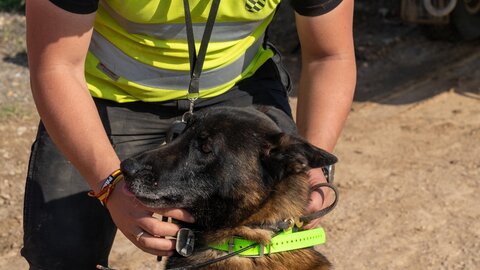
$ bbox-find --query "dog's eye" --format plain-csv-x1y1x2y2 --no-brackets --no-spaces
198,131,213,154
199,131,209,139
201,142,212,154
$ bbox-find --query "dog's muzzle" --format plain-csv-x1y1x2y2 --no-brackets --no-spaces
121,158,143,179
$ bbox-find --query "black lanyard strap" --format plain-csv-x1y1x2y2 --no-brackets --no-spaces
182,0,221,100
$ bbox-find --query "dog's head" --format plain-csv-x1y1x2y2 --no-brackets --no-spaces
121,106,337,230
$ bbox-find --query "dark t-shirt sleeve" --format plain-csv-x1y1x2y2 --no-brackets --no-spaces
49,0,99,14
290,0,343,16
50,0,341,17
48,0,341,16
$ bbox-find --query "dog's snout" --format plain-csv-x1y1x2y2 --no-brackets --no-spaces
121,158,143,178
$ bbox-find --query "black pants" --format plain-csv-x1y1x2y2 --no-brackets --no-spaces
21,58,292,269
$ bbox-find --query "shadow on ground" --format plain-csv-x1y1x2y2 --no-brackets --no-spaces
3,51,28,67
268,1,480,105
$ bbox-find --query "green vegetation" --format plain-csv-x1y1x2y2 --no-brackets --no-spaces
0,0,25,12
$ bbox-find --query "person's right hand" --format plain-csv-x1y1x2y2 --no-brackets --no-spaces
106,180,195,257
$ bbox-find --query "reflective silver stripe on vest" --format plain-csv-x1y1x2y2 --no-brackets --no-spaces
100,0,264,41
89,31,263,90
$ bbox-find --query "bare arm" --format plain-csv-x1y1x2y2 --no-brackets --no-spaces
295,0,356,152
295,0,356,227
26,0,119,190
26,0,192,256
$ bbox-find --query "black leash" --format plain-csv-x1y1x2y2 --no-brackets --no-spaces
166,0,221,143
299,164,338,223
97,240,264,270
167,241,262,270
182,0,221,110
299,182,339,224
97,238,266,270
97,241,264,270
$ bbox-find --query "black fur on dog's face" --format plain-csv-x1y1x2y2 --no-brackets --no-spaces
121,106,337,230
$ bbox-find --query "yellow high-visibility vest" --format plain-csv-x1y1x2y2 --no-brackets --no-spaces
86,0,281,103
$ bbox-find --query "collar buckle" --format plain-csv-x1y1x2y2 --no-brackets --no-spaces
277,218,295,231
175,228,196,257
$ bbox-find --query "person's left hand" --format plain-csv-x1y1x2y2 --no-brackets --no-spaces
303,167,334,229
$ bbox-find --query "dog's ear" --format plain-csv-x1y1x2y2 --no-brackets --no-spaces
261,133,337,178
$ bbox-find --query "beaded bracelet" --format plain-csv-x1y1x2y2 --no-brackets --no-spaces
88,169,123,206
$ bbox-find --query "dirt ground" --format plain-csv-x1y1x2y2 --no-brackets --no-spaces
1,3,479,270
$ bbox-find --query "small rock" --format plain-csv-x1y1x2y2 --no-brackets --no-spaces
3,151,10,159
451,109,462,114
17,126,27,136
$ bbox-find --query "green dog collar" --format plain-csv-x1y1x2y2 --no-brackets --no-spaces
208,227,326,257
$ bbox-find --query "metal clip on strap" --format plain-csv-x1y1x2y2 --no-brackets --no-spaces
165,0,220,145
182,0,221,113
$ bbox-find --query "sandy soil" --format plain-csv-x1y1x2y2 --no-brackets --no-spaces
0,3,479,270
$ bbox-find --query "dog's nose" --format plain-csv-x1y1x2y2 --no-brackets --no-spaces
121,158,142,178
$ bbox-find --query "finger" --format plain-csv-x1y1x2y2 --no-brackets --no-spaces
306,190,325,213
307,168,327,185
119,228,175,257
154,208,195,223
135,231,176,252
137,216,181,237
134,242,175,257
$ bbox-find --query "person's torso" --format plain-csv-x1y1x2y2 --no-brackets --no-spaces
86,0,281,103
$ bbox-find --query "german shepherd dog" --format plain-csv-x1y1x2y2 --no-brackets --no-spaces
120,106,337,270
